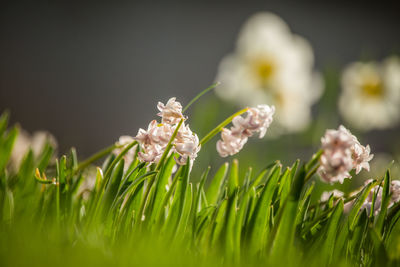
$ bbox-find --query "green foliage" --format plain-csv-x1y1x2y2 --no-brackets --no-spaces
0,112,400,267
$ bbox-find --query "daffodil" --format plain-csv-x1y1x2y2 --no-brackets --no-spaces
339,56,400,131
10,130,57,170
215,12,323,134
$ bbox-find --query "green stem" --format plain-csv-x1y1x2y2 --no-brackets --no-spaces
104,141,137,178
88,141,137,227
199,108,249,145
305,149,323,172
182,82,220,113
75,144,117,173
55,174,60,225
304,164,319,183
155,119,184,171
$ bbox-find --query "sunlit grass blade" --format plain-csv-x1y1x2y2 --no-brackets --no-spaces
206,162,229,205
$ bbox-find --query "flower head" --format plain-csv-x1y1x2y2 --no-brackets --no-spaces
134,120,173,163
232,105,275,138
174,123,201,165
215,12,323,134
358,179,400,216
320,189,344,202
318,125,373,184
339,56,400,131
216,128,248,158
157,97,184,125
134,98,200,166
216,105,274,157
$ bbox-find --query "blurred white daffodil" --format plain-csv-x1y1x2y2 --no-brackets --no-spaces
339,56,400,131
215,12,323,134
11,129,57,170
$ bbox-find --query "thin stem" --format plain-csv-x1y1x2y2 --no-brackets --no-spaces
182,82,220,113
155,119,184,171
104,141,137,178
304,164,319,183
75,144,117,173
55,169,60,225
199,108,249,145
305,149,323,172
88,141,137,227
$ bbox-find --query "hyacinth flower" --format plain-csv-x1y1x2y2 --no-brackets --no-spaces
108,82,276,170
316,125,374,184
216,105,275,157
123,99,276,166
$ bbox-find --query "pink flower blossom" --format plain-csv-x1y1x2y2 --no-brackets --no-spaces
157,97,184,125
318,125,373,184
216,104,275,157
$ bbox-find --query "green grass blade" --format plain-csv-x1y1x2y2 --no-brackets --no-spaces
206,162,229,205
246,164,281,255
375,170,391,234
0,126,18,173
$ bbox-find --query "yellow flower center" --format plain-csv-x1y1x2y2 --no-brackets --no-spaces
361,80,384,98
253,59,275,85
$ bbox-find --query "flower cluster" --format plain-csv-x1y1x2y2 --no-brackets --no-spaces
217,105,275,157
215,12,323,134
120,97,200,165
356,179,400,216
318,125,373,184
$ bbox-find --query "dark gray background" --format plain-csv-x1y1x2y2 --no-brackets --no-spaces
1,0,399,157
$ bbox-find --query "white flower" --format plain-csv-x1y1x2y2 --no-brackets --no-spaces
318,125,373,184
135,120,174,163
216,105,274,157
216,128,248,158
215,12,323,134
352,142,373,174
359,179,400,216
10,129,57,170
77,167,98,201
232,105,275,138
174,123,201,165
339,56,400,131
134,98,201,165
157,97,184,125
114,135,137,168
335,126,374,174
320,189,344,202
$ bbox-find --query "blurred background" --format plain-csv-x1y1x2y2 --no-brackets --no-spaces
1,0,400,187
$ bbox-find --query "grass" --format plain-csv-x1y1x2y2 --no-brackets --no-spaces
0,97,400,267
